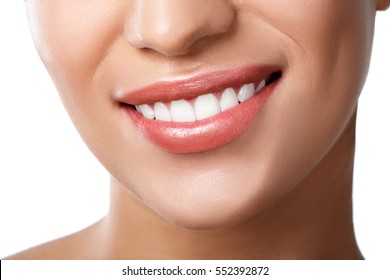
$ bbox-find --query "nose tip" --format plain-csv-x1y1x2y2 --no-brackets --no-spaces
126,0,235,56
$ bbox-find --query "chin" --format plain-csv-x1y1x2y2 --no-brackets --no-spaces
158,200,259,231
141,174,272,231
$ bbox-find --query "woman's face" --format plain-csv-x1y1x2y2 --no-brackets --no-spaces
27,0,378,229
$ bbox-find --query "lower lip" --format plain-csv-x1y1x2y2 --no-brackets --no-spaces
123,80,279,154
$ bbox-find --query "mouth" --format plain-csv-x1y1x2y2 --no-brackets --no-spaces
118,65,282,153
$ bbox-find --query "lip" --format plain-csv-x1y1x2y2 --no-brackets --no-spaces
118,65,281,153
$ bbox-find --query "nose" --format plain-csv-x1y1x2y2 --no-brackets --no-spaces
126,0,235,56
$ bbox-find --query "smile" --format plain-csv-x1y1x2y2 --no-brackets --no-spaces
118,65,281,153
135,79,268,122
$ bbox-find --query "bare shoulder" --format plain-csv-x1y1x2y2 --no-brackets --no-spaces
5,233,83,260
4,220,103,260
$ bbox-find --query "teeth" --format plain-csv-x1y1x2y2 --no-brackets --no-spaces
220,87,239,112
138,104,155,119
134,79,268,122
237,83,255,103
154,102,171,121
256,80,266,92
194,93,221,120
170,100,196,122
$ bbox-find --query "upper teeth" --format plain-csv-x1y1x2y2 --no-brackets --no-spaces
136,80,266,122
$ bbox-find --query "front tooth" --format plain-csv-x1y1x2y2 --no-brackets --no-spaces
170,100,196,122
220,88,239,112
255,80,266,92
238,83,255,103
139,104,155,119
154,102,171,121
194,93,221,120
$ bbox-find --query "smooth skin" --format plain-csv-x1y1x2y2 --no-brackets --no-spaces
7,0,390,259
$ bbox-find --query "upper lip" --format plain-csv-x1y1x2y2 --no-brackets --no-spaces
116,65,281,106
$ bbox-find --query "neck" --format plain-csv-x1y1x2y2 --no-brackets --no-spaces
93,112,361,259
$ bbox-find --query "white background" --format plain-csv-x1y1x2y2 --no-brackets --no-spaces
0,1,389,259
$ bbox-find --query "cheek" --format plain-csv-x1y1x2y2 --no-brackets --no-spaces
261,0,376,126
239,0,376,193
260,0,375,72
27,0,133,152
288,0,375,127
27,1,126,101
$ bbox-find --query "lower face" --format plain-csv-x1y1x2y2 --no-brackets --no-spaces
27,0,375,229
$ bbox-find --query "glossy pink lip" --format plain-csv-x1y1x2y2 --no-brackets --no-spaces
118,66,281,153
